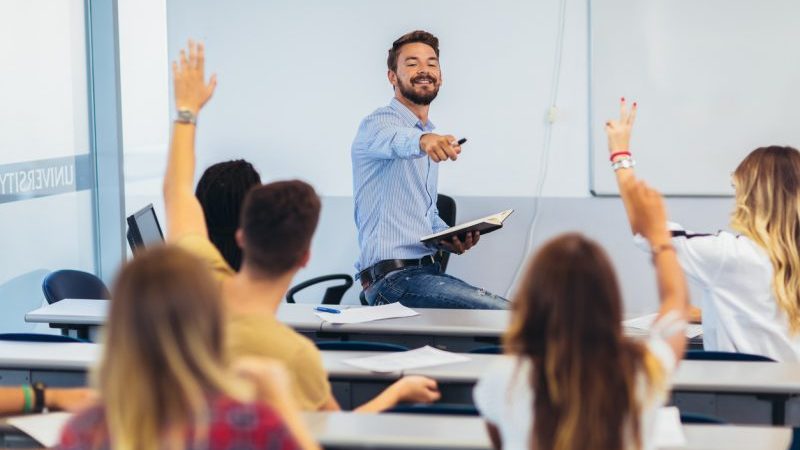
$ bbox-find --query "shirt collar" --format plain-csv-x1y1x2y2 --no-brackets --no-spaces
389,97,435,131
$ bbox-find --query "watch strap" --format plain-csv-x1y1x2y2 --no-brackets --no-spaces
32,382,46,413
175,109,197,125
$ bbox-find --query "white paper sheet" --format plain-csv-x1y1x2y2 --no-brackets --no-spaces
343,345,470,373
314,302,419,324
624,313,703,339
653,406,688,447
7,411,72,447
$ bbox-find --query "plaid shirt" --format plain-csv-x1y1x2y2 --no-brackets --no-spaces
58,395,299,450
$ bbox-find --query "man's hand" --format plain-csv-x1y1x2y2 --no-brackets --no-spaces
173,40,217,115
438,231,480,255
420,133,462,162
605,97,637,156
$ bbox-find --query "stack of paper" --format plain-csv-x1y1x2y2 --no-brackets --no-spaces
314,302,419,324
7,412,72,447
624,313,703,339
343,346,470,373
653,406,688,447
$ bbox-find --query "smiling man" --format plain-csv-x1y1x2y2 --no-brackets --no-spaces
351,30,508,310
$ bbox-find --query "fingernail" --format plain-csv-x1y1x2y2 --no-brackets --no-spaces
633,102,637,107
621,97,625,102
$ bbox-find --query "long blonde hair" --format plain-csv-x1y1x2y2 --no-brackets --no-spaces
505,234,664,450
731,146,800,333
97,246,247,450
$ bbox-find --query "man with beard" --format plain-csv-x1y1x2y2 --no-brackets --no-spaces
351,30,508,309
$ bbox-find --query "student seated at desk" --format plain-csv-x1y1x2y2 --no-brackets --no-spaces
162,41,440,413
0,386,92,414
196,159,261,271
58,246,317,450
474,182,689,450
607,99,800,362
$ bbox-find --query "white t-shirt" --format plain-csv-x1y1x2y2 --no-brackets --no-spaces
639,223,800,362
473,318,680,450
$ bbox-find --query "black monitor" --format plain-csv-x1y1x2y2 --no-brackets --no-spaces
126,204,164,254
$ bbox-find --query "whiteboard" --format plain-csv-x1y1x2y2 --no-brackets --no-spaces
590,0,800,196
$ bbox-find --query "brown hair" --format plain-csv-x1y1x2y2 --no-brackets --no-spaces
99,246,247,450
387,30,439,73
505,233,650,450
240,179,321,277
731,146,800,333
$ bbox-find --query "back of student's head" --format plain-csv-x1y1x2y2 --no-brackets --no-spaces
99,246,236,450
732,145,800,333
196,160,262,271
505,233,649,450
240,179,321,278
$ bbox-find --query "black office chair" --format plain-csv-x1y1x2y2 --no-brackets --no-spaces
287,194,457,306
679,412,726,424
683,350,775,362
315,341,408,352
469,345,504,355
41,270,110,305
0,333,85,343
387,404,479,416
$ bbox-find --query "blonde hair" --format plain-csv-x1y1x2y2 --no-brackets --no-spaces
731,146,800,334
96,246,248,450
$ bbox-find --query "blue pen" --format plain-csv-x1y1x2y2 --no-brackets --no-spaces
315,306,341,314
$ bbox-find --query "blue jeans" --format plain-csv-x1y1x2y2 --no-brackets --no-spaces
364,263,509,310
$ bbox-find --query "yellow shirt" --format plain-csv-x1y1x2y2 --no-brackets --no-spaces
175,233,331,411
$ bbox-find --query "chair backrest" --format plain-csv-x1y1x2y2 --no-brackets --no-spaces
315,341,408,352
436,194,457,273
42,270,111,305
286,274,353,305
387,403,479,416
0,333,85,343
679,412,726,424
684,350,775,362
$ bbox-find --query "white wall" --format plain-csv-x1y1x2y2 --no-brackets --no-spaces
119,0,737,314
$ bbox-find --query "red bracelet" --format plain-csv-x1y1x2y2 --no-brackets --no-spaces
610,151,631,161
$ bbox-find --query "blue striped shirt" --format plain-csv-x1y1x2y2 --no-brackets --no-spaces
352,98,449,272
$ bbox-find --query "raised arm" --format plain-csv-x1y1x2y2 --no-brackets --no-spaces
163,40,217,241
605,98,640,234
619,168,690,358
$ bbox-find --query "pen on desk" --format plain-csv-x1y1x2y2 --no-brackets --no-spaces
457,137,467,145
315,306,341,314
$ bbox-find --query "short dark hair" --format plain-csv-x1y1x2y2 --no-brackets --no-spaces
240,180,321,277
195,160,261,271
387,30,439,73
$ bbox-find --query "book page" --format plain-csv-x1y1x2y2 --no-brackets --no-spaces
7,412,72,447
624,313,703,339
314,302,419,324
343,346,470,373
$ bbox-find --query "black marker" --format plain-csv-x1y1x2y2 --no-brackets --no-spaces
457,137,467,145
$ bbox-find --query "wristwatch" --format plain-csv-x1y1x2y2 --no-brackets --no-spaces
611,157,636,171
32,382,46,413
175,109,197,125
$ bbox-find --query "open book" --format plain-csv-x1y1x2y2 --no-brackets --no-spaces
421,209,514,247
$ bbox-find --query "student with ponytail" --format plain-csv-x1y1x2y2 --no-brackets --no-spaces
474,179,690,449
607,99,800,362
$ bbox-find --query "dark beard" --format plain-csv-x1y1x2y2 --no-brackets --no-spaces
398,77,439,106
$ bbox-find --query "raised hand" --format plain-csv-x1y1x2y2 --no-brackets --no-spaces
172,40,217,115
605,97,637,157
420,133,462,162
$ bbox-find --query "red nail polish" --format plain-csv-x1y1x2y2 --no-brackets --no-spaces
621,97,625,102
633,102,637,107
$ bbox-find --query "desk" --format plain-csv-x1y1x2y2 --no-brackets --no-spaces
25,300,508,351
0,412,792,450
0,342,97,387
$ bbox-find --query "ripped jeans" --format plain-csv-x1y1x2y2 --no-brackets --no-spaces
363,263,510,310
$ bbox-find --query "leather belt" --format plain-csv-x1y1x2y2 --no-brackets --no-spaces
359,254,439,290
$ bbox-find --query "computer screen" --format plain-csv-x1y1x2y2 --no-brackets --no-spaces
126,204,164,254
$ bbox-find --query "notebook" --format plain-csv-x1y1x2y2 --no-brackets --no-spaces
421,209,514,247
